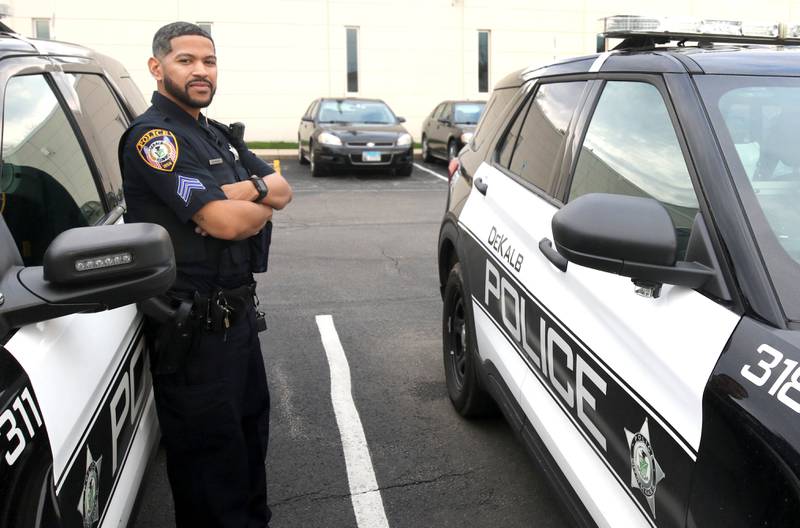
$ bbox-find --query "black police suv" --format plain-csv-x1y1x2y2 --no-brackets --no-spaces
297,97,414,177
0,24,175,528
437,15,800,528
420,100,485,163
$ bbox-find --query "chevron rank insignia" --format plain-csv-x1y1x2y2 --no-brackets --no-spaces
136,129,179,172
176,175,206,205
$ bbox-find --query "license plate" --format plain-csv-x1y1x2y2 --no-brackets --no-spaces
363,151,381,162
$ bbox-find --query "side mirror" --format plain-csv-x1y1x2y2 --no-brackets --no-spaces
437,117,449,125
301,116,314,122
396,116,406,123
548,194,715,296
0,223,175,332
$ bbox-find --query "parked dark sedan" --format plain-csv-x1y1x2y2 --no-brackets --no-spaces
420,100,485,163
297,97,414,177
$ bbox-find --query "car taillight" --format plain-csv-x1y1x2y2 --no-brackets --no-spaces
447,158,459,181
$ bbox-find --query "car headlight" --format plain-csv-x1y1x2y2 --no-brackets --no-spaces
460,132,474,145
318,132,342,146
396,133,412,147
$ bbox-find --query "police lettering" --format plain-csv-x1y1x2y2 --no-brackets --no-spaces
484,260,608,450
487,226,524,272
110,340,148,474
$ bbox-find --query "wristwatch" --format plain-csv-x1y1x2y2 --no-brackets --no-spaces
248,175,269,202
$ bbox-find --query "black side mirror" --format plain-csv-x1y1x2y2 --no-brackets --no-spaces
301,116,313,122
396,116,406,123
548,194,715,296
0,223,175,330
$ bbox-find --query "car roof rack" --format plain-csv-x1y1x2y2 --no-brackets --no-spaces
596,15,800,52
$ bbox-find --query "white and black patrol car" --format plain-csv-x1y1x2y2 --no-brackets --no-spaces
0,25,174,527
438,16,800,528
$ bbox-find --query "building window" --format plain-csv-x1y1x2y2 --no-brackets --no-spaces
197,22,212,37
33,18,51,40
346,27,359,93
478,30,490,93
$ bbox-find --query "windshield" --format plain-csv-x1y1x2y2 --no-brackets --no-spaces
696,75,800,321
318,100,396,124
453,102,485,124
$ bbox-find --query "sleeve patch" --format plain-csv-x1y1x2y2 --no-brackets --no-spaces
176,174,206,205
136,129,179,172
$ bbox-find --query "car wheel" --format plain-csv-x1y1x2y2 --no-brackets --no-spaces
395,165,413,177
310,141,325,177
447,139,458,162
422,135,433,163
443,262,494,417
298,136,309,165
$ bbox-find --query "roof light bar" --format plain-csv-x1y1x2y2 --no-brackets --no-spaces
599,15,800,48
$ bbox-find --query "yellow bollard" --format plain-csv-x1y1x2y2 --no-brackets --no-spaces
273,159,281,173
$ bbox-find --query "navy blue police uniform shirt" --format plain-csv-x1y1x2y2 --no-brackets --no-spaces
122,92,274,292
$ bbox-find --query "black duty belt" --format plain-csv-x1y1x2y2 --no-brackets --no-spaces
189,283,257,333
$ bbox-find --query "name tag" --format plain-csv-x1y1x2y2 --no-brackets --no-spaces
209,158,224,166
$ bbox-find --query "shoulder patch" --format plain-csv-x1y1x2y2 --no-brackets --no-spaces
136,129,179,172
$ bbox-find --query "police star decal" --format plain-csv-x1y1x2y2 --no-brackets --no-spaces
77,446,102,528
624,418,665,518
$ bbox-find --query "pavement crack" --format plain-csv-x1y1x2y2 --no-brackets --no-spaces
381,248,401,271
377,470,476,492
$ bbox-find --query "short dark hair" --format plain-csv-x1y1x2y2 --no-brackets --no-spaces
152,21,213,58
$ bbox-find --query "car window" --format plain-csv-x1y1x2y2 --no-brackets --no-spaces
318,99,395,124
505,81,586,193
472,87,516,150
65,73,129,207
432,103,445,119
453,102,485,124
0,74,103,266
569,81,699,258
441,103,453,121
303,100,315,119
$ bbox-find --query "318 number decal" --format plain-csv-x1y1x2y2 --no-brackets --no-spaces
0,387,43,466
741,344,800,414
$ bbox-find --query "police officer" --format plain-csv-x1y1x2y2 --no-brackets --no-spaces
119,22,292,527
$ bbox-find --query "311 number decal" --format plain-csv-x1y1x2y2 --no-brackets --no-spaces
741,344,800,414
0,387,43,466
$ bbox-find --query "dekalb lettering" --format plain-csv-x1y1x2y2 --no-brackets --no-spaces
487,226,524,272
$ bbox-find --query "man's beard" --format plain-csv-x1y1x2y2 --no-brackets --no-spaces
163,75,215,109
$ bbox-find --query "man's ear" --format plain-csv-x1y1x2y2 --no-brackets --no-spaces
148,57,163,81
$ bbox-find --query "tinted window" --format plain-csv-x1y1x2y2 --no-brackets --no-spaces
303,101,315,119
346,27,359,93
569,81,698,256
0,75,102,265
506,81,585,192
478,31,490,93
472,87,515,150
66,73,129,207
433,103,447,119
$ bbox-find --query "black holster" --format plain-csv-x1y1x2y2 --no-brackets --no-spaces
140,296,195,375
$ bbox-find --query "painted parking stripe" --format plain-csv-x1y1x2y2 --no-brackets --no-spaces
315,315,390,528
413,162,448,182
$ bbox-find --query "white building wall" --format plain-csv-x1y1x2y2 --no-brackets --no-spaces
6,0,799,141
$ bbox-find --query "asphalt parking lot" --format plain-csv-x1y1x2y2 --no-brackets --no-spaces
132,158,570,528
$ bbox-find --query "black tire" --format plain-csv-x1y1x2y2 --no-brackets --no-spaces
298,136,309,165
422,135,434,163
396,165,413,177
447,139,459,162
309,141,325,177
443,262,494,417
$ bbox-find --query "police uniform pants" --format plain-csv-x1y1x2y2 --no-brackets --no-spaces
152,307,271,528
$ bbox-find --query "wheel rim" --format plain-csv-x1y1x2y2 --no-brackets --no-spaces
448,142,457,161
447,294,468,390
310,145,315,172
422,138,429,159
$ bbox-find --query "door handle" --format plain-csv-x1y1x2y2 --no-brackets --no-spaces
474,177,488,195
538,238,568,272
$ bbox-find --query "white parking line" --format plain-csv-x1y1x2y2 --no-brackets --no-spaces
315,315,390,528
413,162,448,182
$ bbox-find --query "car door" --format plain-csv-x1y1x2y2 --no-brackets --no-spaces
299,99,317,154
422,103,443,150
0,58,156,528
433,102,452,156
459,76,742,527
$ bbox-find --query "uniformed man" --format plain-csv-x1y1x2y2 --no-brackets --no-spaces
119,22,292,527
